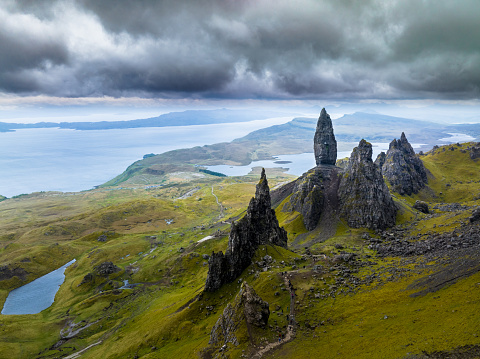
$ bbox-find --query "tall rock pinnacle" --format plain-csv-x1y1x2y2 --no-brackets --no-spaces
314,108,337,166
338,139,397,230
205,169,288,292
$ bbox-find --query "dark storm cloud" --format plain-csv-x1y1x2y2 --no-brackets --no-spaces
0,0,479,99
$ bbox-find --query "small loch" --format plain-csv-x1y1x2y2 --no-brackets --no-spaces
1,259,76,315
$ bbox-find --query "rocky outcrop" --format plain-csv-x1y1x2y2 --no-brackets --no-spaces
469,144,480,160
208,283,269,348
470,207,480,223
382,132,428,195
314,108,337,166
281,166,340,231
94,262,120,276
205,169,287,292
338,139,397,230
0,265,28,281
413,200,429,214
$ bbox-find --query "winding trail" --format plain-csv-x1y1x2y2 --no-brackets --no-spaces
253,273,296,358
211,185,224,219
63,341,102,359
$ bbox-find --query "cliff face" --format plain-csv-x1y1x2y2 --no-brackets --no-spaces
338,139,397,230
205,169,287,292
314,108,337,166
382,132,428,195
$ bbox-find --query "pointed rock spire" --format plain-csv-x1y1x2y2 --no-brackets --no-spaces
338,139,397,230
314,108,337,166
205,169,287,292
382,132,428,195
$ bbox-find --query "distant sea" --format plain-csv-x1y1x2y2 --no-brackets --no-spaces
0,117,293,198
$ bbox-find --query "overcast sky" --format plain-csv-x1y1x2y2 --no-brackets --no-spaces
0,0,479,107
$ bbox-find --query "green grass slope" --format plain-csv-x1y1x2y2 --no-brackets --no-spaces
0,143,480,358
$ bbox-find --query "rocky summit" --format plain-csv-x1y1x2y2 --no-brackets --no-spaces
338,139,397,230
382,132,428,195
314,108,337,166
204,169,287,292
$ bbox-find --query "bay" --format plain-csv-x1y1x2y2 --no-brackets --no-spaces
0,117,292,198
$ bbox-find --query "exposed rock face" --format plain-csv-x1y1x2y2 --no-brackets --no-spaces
470,145,480,160
205,169,287,292
209,283,269,348
281,166,340,231
338,139,397,230
94,262,120,276
413,200,429,214
314,108,337,166
375,152,386,170
382,132,428,195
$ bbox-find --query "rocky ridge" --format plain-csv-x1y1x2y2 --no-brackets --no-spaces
205,169,288,292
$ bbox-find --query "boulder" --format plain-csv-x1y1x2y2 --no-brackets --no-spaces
469,207,480,223
470,145,480,160
413,200,429,214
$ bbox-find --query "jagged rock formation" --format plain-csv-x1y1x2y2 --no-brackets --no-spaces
281,166,340,231
205,169,287,292
375,152,386,170
314,108,337,166
382,132,428,195
207,283,269,350
338,139,397,230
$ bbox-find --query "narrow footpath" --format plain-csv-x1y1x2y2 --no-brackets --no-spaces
254,273,296,358
211,185,224,219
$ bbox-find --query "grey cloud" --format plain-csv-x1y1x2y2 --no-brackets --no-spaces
0,0,479,100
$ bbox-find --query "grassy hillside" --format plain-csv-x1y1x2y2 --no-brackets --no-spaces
1,143,480,358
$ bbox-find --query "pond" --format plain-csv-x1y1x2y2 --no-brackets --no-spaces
1,259,76,315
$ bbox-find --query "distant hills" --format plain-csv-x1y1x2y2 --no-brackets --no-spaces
0,108,285,132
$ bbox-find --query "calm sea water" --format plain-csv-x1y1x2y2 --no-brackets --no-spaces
0,121,470,198
1,259,76,315
0,117,292,198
